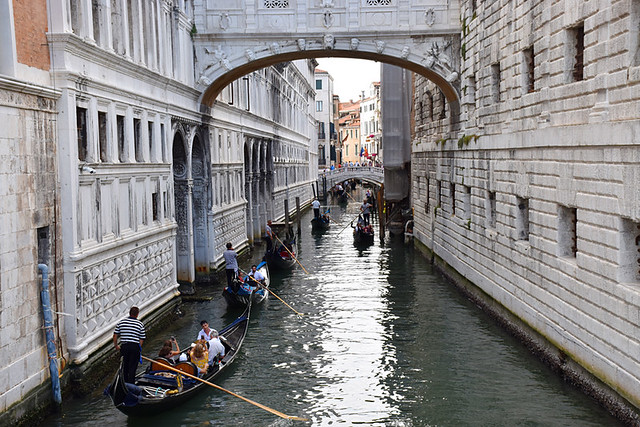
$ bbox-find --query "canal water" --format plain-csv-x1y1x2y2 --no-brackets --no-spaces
43,190,623,426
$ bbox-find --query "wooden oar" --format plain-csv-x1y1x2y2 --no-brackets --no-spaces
140,355,308,421
241,270,304,316
337,216,358,236
273,234,309,274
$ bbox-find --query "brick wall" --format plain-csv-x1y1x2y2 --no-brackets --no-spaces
13,0,50,70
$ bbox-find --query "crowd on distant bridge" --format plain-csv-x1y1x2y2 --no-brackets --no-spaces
322,160,382,174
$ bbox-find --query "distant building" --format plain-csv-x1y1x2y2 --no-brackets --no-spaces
338,100,361,165
360,82,382,165
314,69,337,167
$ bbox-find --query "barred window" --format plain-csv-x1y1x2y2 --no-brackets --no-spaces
366,0,392,4
264,0,289,7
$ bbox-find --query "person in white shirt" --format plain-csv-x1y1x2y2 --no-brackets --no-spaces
248,264,266,285
312,199,321,218
196,320,215,341
208,329,226,366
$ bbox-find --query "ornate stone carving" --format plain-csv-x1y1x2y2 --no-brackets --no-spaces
375,40,386,53
74,238,175,340
401,46,410,59
220,13,230,30
425,8,436,26
323,11,335,28
422,41,453,71
321,0,334,6
269,42,281,55
245,49,256,61
297,38,307,51
350,38,360,50
323,34,335,49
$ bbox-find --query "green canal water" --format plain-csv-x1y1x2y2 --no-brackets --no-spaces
43,194,623,426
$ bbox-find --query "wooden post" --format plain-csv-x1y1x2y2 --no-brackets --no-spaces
377,185,385,241
284,199,291,237
295,196,301,234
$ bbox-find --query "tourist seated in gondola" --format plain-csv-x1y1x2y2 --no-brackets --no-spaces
189,341,209,376
247,264,266,285
197,320,216,342
157,337,181,362
207,329,226,367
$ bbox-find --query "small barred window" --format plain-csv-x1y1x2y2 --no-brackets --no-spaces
366,0,392,5
264,0,289,7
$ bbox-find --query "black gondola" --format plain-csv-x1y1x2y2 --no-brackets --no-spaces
222,261,270,307
311,215,331,231
106,301,251,416
353,223,375,246
337,192,348,204
264,237,297,270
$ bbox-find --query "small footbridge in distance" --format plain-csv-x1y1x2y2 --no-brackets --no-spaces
317,166,384,198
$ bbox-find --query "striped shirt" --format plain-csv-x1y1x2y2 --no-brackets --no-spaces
114,317,146,344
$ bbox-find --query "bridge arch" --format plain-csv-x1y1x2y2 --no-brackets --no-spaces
198,46,460,108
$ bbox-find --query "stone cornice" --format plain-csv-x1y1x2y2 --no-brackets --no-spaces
0,75,60,99
47,32,200,101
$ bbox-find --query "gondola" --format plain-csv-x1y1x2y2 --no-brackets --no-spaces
106,301,251,416
310,215,331,231
264,237,297,270
337,192,348,204
222,261,270,307
353,223,375,246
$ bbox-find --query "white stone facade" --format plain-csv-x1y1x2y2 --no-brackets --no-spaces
1,0,316,419
412,0,640,413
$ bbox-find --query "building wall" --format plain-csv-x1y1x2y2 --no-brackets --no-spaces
412,0,640,411
0,78,59,414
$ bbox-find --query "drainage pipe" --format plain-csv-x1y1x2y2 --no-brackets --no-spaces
38,264,62,404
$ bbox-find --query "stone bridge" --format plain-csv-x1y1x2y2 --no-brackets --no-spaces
192,1,462,107
318,166,384,194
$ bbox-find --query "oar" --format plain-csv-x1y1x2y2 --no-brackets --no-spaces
337,216,358,236
240,269,304,316
140,355,308,421
273,234,309,274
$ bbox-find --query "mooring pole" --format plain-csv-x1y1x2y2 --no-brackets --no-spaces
284,199,291,237
295,197,301,234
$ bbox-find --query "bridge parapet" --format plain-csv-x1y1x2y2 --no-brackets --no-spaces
318,166,384,192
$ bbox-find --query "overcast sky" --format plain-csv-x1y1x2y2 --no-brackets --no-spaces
315,58,381,102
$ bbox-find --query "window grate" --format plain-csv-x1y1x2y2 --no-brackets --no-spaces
264,0,289,8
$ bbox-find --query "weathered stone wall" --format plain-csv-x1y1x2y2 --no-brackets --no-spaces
412,0,640,414
0,78,59,415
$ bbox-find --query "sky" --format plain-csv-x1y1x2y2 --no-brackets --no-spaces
315,58,381,102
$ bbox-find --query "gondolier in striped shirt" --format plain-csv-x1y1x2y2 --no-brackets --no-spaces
113,306,146,383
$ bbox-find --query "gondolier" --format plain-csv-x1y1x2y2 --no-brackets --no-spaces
312,199,321,218
113,306,146,383
223,242,239,291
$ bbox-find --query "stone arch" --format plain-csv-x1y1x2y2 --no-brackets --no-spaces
198,46,460,111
